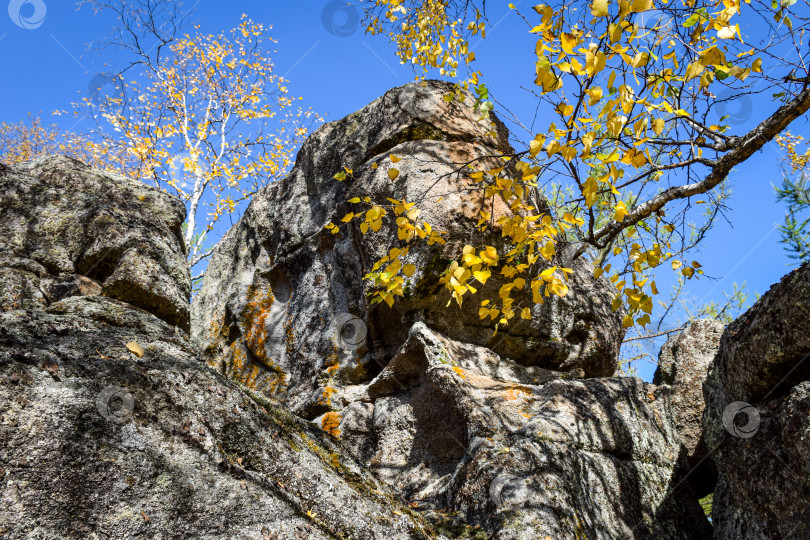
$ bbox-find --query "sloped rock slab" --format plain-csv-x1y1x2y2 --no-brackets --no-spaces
0,297,439,539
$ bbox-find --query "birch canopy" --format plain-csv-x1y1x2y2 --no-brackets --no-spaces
79,3,321,275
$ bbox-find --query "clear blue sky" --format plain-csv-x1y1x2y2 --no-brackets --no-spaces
1,1,805,380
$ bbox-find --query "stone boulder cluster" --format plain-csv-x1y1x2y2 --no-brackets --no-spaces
1,81,808,539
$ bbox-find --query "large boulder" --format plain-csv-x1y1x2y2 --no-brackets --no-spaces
192,80,624,420
0,157,439,539
189,81,716,539
0,156,190,330
338,323,711,539
654,319,724,496
703,262,810,539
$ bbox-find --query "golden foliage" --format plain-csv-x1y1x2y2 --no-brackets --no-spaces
342,0,807,330
77,16,321,267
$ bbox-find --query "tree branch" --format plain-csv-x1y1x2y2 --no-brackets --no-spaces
591,83,810,248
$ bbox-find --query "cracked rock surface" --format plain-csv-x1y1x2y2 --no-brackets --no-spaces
0,157,440,539
193,81,710,539
703,261,810,539
192,80,625,421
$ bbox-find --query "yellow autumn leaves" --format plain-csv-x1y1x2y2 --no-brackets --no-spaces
365,0,484,86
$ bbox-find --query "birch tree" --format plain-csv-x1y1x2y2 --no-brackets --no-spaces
81,1,320,276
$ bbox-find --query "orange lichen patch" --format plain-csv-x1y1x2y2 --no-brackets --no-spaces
209,313,229,342
452,366,467,379
504,386,531,401
260,370,288,396
284,314,298,357
226,339,288,397
321,411,341,438
319,385,337,407
243,283,275,362
221,282,291,398
316,347,343,408
324,354,340,376
229,341,249,375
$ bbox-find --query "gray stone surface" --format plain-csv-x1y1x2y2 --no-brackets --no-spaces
704,262,810,539
0,156,190,330
340,323,711,539
0,157,439,539
192,80,625,421
189,81,720,539
654,319,724,496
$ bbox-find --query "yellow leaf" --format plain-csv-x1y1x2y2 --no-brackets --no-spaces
480,246,499,265
684,61,704,82
584,177,598,207
613,201,629,222
388,168,400,181
126,341,145,358
473,269,491,284
631,0,653,12
560,32,580,55
390,154,401,163
622,314,634,328
521,307,532,320
671,259,683,270
591,0,609,17
530,138,544,157
563,212,584,226
630,52,649,68
403,264,417,277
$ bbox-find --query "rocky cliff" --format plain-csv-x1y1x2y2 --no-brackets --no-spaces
0,156,439,539
4,81,805,540
191,81,625,422
703,261,810,539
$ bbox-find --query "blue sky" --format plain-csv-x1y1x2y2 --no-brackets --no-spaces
1,1,805,380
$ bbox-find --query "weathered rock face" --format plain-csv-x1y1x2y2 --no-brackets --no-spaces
654,319,723,496
0,157,439,539
192,80,624,421
190,81,718,539
703,262,810,539
0,156,190,331
339,323,711,539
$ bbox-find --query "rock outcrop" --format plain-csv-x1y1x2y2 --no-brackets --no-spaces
192,80,624,418
0,156,190,331
0,156,439,539
654,319,724,496
193,81,710,538
342,323,711,539
703,261,810,539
